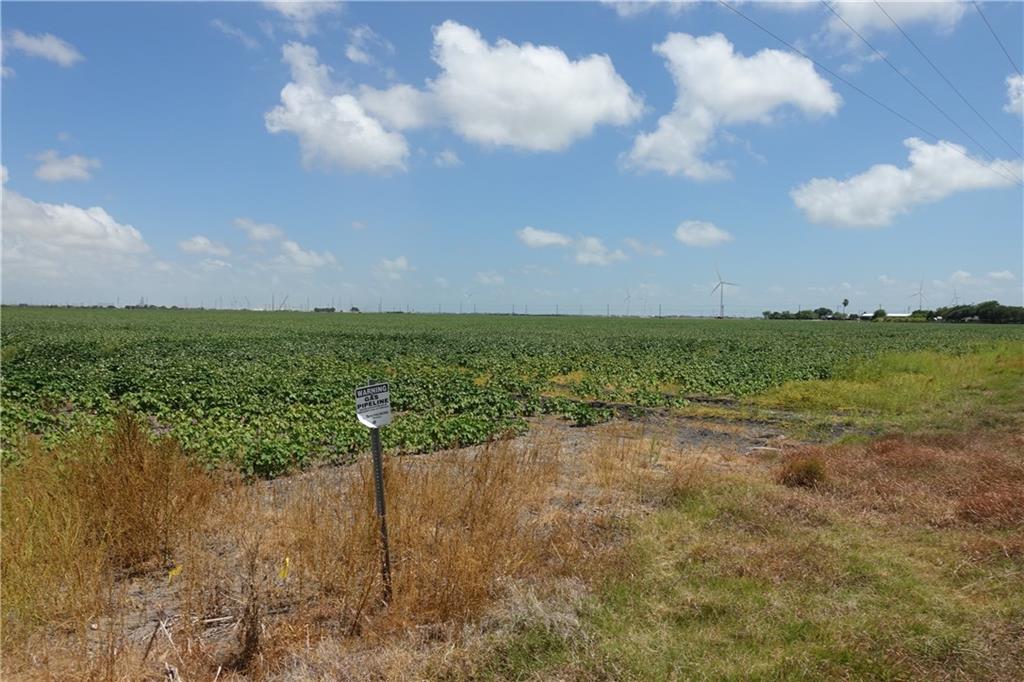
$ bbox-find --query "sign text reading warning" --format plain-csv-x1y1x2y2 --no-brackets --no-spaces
355,382,392,428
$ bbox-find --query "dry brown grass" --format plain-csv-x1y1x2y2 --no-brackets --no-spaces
72,413,217,570
275,433,568,637
1,413,215,659
809,433,1024,529
4,414,1022,680
776,451,827,488
2,421,688,680
587,422,712,508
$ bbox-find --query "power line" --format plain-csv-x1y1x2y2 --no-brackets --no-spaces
972,0,1022,77
715,0,1022,188
823,0,1021,168
873,0,1022,159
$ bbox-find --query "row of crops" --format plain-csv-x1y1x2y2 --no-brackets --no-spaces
3,307,1021,475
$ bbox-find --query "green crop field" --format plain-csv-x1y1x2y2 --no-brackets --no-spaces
3,307,1022,475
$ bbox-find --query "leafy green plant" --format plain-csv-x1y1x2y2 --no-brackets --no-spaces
2,307,1020,473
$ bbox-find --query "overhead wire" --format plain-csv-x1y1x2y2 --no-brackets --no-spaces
822,0,1019,171
714,0,1023,188
972,0,1022,77
872,0,1021,159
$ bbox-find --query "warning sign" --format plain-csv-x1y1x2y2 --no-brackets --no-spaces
355,382,392,428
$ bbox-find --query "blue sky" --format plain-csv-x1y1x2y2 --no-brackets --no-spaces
2,1,1022,315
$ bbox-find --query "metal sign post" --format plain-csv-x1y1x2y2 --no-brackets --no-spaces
355,381,393,605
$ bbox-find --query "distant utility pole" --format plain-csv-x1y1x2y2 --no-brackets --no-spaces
606,303,610,317
378,298,382,313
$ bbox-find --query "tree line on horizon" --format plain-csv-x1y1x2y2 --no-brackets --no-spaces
762,301,1024,324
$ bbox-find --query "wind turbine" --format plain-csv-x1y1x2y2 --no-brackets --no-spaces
910,280,927,311
624,289,632,316
712,267,737,319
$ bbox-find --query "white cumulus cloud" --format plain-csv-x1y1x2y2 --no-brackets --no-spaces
988,270,1015,281
234,217,284,241
345,25,393,65
950,270,974,284
269,21,642,173
265,42,409,174
264,1,341,38
1005,74,1023,117
357,21,642,153
674,220,733,247
358,83,436,130
4,30,83,67
516,226,626,265
434,149,462,168
377,255,414,280
791,138,1021,227
346,44,370,65
33,150,100,182
2,185,148,281
624,238,665,256
823,1,965,43
626,33,840,180
517,226,572,248
427,21,642,151
603,1,696,18
3,190,147,255
276,239,336,269
179,235,230,257
574,237,627,266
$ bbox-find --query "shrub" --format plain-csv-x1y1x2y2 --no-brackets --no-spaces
776,452,827,488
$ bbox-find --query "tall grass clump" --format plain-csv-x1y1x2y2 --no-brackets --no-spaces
279,434,566,635
776,450,827,488
1,413,215,653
